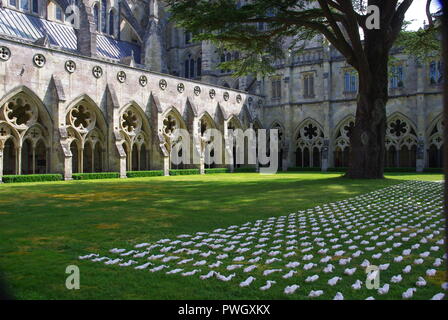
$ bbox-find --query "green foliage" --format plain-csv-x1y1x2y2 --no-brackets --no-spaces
287,167,322,172
396,26,441,62
234,167,257,173
127,171,165,178
1,174,63,183
205,168,230,174
169,169,200,176
72,173,120,180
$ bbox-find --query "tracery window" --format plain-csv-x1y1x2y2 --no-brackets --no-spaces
385,116,417,168
295,120,324,168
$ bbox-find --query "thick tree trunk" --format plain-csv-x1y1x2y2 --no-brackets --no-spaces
346,46,389,179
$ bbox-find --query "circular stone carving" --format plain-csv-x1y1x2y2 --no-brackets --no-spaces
194,86,201,96
92,66,103,78
209,89,216,99
33,54,46,68
120,108,142,135
159,79,167,90
3,95,38,129
68,104,96,133
139,75,148,87
223,92,229,101
236,94,242,103
177,83,185,93
0,46,11,61
117,71,126,83
65,60,76,73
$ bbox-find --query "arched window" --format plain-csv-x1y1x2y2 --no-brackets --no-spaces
295,120,325,168
109,10,115,36
101,1,107,33
93,3,100,31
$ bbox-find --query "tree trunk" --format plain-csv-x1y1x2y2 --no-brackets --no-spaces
346,45,389,179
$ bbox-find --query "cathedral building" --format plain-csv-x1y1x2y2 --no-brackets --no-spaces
0,0,443,181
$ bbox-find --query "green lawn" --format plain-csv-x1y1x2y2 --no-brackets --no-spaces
0,172,444,300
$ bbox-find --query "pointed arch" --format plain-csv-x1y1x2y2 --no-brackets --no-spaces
294,118,325,169
426,113,443,168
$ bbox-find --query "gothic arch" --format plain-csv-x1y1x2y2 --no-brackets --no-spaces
333,115,355,168
294,118,325,168
0,87,53,175
119,102,152,171
426,113,443,168
385,113,418,168
65,94,107,173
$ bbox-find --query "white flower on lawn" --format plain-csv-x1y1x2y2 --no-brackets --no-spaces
305,275,319,283
226,264,243,271
286,261,300,268
414,258,424,265
323,264,334,273
394,256,403,263
431,293,445,300
328,276,342,286
403,265,412,273
426,269,437,277
282,270,297,279
182,269,201,276
416,277,427,287
240,276,256,287
284,285,300,295
110,248,127,253
402,288,416,299
134,262,152,270
199,271,216,279
378,284,390,295
379,263,390,271
352,280,362,290
260,280,276,291
391,275,403,283
308,290,324,298
244,265,257,273
263,269,283,276
333,292,344,300
150,265,168,272
344,267,356,276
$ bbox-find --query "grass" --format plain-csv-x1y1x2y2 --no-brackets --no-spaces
0,172,444,300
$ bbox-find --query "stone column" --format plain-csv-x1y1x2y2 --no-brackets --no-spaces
223,120,234,172
0,145,3,183
416,60,426,172
16,146,21,175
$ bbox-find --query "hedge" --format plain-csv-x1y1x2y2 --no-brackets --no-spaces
233,167,257,173
72,172,120,180
1,174,63,183
169,169,200,176
127,170,164,178
205,168,230,174
287,167,322,172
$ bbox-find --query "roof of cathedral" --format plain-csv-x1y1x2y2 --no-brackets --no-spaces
0,7,141,63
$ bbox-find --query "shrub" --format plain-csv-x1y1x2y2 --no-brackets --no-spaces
287,167,322,172
234,167,257,173
72,172,120,180
169,169,200,176
127,170,164,178
205,168,230,174
1,174,63,183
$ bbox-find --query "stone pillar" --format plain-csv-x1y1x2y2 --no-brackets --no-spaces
64,156,72,180
163,156,170,176
321,139,330,172
142,0,167,73
223,120,233,172
75,0,97,57
201,41,217,85
415,61,427,172
0,146,3,183
119,156,127,178
16,146,21,175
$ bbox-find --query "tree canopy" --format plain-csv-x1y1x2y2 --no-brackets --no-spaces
167,0,440,76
